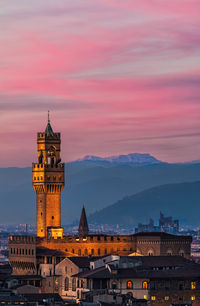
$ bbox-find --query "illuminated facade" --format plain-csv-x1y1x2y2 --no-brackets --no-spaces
9,119,192,276
32,115,64,238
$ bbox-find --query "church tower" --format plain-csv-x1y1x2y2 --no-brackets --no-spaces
78,206,89,236
32,114,65,238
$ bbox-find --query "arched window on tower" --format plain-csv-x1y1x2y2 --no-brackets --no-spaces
148,249,154,256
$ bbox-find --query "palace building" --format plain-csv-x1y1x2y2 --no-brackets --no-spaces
9,118,192,276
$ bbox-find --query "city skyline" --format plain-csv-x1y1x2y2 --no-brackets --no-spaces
1,0,200,166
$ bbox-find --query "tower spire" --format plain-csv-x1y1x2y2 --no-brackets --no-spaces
78,205,89,237
45,111,54,134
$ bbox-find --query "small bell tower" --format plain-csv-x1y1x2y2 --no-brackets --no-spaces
32,113,65,238
78,206,89,237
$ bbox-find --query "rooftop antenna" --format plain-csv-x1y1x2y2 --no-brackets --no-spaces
48,110,50,124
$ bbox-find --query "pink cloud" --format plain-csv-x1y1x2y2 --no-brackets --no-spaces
0,1,200,165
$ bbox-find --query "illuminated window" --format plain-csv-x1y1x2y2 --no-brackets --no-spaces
151,296,156,301
165,296,169,301
144,295,147,300
142,281,148,289
55,278,59,291
191,296,195,301
127,281,133,289
191,282,196,290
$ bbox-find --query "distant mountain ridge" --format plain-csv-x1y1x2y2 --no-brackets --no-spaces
88,181,200,227
1,157,200,225
76,153,164,165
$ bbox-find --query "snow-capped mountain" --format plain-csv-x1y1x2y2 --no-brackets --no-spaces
76,153,164,165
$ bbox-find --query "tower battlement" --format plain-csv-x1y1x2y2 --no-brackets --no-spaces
37,132,60,139
32,163,65,170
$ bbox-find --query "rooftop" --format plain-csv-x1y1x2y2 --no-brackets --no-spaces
73,255,200,280
69,256,101,268
36,247,66,257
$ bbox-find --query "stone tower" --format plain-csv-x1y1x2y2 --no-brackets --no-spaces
32,114,65,238
78,206,89,236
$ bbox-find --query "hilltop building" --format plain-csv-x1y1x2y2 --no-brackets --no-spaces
9,119,192,276
135,212,179,234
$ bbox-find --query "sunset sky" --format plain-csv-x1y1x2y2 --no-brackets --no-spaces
1,0,200,166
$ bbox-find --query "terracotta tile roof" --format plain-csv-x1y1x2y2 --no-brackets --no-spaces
72,256,200,280
23,293,63,302
69,256,100,268
122,255,192,268
36,247,66,257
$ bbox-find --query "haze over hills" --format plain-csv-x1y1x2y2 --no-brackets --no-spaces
0,153,200,225
88,181,200,227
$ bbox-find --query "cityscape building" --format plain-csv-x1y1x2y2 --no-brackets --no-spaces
8,119,192,280
136,212,179,234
